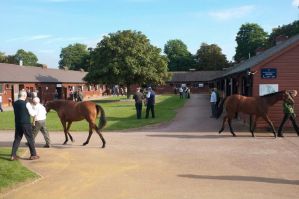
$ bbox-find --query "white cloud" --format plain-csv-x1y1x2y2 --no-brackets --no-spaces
27,35,53,41
6,34,53,42
208,5,255,21
292,0,299,7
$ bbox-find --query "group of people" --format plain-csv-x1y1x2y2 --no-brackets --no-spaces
10,90,50,161
133,87,156,119
178,86,191,99
210,87,299,137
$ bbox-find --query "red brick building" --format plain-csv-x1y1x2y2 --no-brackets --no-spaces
213,34,299,128
0,63,105,106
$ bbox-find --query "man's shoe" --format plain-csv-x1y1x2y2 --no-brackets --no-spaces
29,155,40,160
277,134,284,137
43,144,50,148
10,156,20,161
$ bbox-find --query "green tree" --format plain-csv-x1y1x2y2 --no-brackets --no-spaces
195,43,229,70
84,30,170,98
0,52,6,63
164,39,195,71
59,43,90,71
268,20,299,46
14,49,38,66
234,23,268,62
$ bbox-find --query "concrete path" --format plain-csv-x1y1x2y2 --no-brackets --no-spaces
1,94,299,199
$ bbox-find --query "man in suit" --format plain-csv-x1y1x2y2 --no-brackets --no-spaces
11,90,39,161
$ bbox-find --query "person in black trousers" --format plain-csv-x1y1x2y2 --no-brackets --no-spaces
277,90,299,137
11,90,39,161
133,87,144,119
145,87,155,119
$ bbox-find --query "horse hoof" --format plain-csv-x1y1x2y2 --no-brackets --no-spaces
82,142,87,146
218,130,223,134
232,134,236,137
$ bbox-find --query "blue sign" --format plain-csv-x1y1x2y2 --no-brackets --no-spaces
261,68,277,79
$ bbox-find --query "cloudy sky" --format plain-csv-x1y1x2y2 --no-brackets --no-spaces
1,0,299,68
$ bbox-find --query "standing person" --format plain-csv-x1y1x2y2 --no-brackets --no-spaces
179,87,183,99
210,88,217,118
277,90,299,137
32,97,51,147
11,90,39,161
145,87,156,119
133,88,144,119
0,94,3,112
77,89,84,102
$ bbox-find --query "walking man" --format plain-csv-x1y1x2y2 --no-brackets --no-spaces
145,87,156,119
277,90,299,137
133,87,144,119
32,97,51,147
11,90,39,161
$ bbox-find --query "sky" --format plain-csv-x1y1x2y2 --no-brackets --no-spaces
1,0,299,68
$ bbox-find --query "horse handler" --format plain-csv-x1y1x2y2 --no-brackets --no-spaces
32,97,51,148
278,90,299,137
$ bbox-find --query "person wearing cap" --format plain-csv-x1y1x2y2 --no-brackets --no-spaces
277,90,299,137
32,97,51,147
11,90,39,161
133,87,144,119
145,87,156,119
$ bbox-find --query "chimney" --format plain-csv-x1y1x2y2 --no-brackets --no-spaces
275,35,288,45
255,47,266,55
42,64,48,69
19,59,23,66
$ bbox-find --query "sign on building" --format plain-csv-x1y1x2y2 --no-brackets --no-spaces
259,84,278,96
261,68,277,79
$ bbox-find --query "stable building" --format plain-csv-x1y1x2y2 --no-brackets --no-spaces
0,63,105,106
213,34,299,129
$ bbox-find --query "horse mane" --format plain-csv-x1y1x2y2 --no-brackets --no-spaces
261,90,285,98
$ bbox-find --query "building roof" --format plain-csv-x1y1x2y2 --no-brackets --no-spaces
219,33,299,78
0,63,87,83
168,71,225,82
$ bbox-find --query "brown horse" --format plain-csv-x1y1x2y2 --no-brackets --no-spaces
218,90,294,137
45,100,107,148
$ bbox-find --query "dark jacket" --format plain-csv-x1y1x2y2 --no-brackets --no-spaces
133,92,144,103
146,91,155,105
13,100,31,125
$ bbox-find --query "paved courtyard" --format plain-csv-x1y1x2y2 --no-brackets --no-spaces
1,94,299,199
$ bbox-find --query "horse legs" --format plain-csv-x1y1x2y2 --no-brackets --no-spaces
262,115,277,138
228,118,236,137
219,116,228,134
61,121,68,145
85,122,106,148
250,115,257,137
83,125,93,146
66,122,74,142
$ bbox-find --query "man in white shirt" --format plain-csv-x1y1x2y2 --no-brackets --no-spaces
210,88,217,118
0,95,3,112
32,97,51,148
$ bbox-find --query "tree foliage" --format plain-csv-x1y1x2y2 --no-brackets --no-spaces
14,49,38,66
59,43,90,71
84,30,169,97
164,39,195,71
268,20,299,46
195,43,229,70
234,23,268,62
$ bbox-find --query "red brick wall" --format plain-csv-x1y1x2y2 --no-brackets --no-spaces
252,43,299,128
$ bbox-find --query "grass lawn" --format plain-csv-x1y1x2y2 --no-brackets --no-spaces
0,94,186,131
0,148,39,193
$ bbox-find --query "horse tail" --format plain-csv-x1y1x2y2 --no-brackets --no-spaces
96,104,107,130
216,97,227,119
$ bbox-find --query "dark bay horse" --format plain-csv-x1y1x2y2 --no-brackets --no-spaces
45,100,107,148
218,90,294,137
